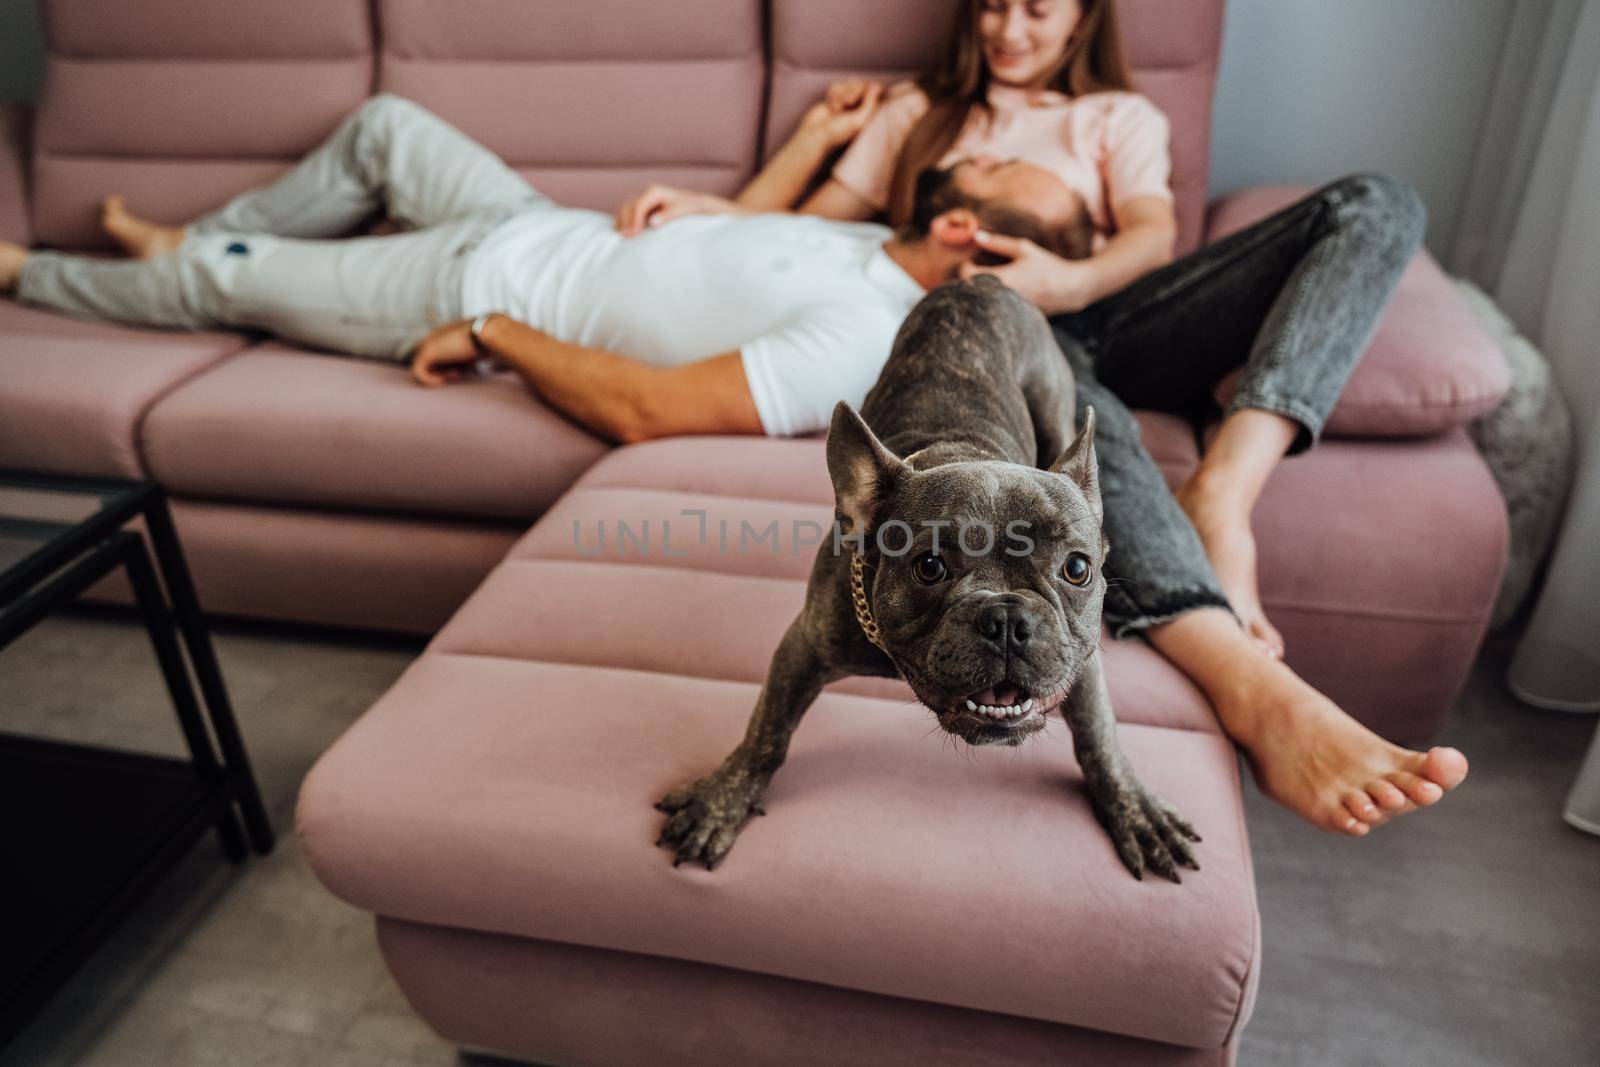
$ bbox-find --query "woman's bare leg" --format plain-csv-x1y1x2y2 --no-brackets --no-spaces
101,196,186,259
1175,409,1296,657
1149,607,1469,834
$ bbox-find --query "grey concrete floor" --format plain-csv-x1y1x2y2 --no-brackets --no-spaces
1,611,1597,1066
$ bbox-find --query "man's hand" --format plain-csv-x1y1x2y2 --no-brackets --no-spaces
615,185,740,237
798,78,885,150
959,231,1096,315
411,318,484,387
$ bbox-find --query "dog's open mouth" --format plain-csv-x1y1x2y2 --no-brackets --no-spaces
957,682,1043,726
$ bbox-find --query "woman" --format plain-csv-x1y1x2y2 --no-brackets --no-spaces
619,0,1468,838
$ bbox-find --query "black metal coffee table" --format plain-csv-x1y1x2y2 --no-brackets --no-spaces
0,471,274,1046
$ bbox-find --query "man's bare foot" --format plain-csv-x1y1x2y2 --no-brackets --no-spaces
0,240,27,292
1217,651,1469,834
1176,474,1286,658
101,196,186,259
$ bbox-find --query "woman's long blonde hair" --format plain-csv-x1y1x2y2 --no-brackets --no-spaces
884,0,1134,226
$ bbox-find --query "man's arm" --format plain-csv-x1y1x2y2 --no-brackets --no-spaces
412,315,764,443
612,82,884,235
735,80,884,215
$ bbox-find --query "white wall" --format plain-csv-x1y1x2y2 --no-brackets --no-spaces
0,0,1514,253
1210,0,1515,253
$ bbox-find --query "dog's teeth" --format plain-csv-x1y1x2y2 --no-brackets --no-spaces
1023,698,1034,712
967,700,977,711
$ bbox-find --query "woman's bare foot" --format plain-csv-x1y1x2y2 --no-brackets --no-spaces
0,240,27,292
1215,648,1469,834
101,196,186,259
1176,474,1286,658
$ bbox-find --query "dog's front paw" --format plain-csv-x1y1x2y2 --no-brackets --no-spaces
653,768,768,871
1093,785,1202,883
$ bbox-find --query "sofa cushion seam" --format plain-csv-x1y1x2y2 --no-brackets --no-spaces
128,345,251,479
1219,750,1259,1049
414,649,1226,736
495,555,812,589
563,482,833,508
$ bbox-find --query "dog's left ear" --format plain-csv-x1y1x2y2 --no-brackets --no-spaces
1050,406,1102,523
826,401,904,538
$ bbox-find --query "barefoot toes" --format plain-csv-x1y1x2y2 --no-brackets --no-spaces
1422,746,1469,789
1366,780,1409,811
1342,791,1381,823
1388,770,1443,806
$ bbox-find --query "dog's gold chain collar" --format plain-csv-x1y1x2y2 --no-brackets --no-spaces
849,551,890,655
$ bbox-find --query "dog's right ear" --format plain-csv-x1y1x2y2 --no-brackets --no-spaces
1049,406,1102,523
826,401,903,538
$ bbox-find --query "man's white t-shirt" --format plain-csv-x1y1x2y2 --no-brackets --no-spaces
458,205,926,436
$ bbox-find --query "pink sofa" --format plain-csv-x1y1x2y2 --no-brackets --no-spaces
2,0,1509,1062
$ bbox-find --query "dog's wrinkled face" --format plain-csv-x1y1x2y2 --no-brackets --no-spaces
827,405,1106,747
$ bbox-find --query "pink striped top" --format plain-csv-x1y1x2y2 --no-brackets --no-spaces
831,83,1173,245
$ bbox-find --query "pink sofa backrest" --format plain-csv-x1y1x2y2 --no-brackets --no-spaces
767,0,1225,255
31,0,374,249
28,0,1221,252
374,0,764,213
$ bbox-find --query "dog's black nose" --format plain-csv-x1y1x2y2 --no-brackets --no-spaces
978,600,1033,653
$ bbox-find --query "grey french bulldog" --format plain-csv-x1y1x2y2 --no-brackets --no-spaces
654,275,1201,882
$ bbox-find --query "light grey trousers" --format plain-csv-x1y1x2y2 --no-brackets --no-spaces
17,95,542,359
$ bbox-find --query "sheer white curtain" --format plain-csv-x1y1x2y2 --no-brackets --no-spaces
1452,0,1600,713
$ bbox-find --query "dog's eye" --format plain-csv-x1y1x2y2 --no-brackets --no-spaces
1062,553,1092,586
911,552,948,585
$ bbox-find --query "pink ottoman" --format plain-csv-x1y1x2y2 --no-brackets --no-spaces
300,433,1261,1064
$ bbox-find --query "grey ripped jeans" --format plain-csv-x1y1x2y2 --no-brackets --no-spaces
17,95,541,359
1052,174,1427,636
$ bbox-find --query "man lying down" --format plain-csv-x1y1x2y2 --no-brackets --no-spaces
0,95,1090,443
